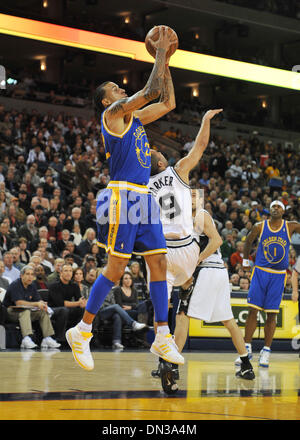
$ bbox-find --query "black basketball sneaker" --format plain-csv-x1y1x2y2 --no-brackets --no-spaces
151,358,179,380
160,362,179,395
235,361,255,380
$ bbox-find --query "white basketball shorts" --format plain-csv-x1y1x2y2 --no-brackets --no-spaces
165,238,199,299
187,266,234,322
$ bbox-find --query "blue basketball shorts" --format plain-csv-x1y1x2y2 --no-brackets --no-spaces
96,181,167,259
247,266,287,313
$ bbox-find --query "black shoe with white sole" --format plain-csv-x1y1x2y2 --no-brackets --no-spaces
151,359,179,380
235,362,255,380
151,362,162,378
160,362,179,395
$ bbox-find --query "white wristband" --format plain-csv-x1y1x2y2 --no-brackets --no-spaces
243,259,251,267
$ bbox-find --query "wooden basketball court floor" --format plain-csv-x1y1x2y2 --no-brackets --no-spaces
0,348,299,422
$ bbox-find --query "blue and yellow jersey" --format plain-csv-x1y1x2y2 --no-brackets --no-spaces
101,111,151,186
254,220,291,270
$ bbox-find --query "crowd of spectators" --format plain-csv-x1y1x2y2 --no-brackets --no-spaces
164,96,300,133
0,95,299,348
3,68,91,108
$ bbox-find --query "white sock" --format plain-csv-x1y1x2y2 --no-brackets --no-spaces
156,325,170,335
77,320,92,333
263,346,271,351
240,352,248,358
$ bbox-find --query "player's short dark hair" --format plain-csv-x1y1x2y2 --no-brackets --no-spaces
150,150,168,176
94,81,110,119
150,152,160,176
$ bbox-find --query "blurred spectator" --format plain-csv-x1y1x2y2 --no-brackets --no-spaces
230,273,240,290
33,264,50,296
129,261,148,302
291,232,300,256
54,229,71,256
285,273,292,291
239,277,250,291
10,246,25,271
288,247,297,275
47,216,62,243
163,126,177,140
31,186,50,211
230,241,245,270
82,254,97,275
63,207,85,235
75,152,92,195
77,228,96,257
47,263,87,344
90,242,105,267
0,190,8,216
221,220,234,239
3,251,20,282
18,215,38,243
93,287,147,351
220,232,236,262
9,196,27,223
3,265,60,349
265,160,280,180
70,223,83,246
0,221,13,254
83,267,97,290
18,190,31,215
113,273,140,321
0,260,10,291
19,237,31,265
47,258,64,284
72,267,90,299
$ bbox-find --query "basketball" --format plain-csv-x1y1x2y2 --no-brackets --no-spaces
145,25,178,59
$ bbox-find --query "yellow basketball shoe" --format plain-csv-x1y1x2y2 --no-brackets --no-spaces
66,325,94,371
150,333,184,365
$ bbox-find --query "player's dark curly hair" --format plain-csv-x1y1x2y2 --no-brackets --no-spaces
94,81,110,120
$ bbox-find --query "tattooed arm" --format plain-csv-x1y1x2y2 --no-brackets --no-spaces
134,64,176,125
105,27,170,123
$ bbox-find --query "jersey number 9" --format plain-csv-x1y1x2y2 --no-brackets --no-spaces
159,192,181,220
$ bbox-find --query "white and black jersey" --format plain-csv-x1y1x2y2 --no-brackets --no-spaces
186,209,233,323
147,166,199,299
148,166,193,239
193,209,225,269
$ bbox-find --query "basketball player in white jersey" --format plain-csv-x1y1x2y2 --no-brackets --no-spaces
169,190,255,391
148,109,222,393
149,109,222,298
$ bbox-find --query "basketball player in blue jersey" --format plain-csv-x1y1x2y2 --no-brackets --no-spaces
235,199,300,368
66,26,184,371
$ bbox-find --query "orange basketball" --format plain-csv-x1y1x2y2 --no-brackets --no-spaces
145,25,178,59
